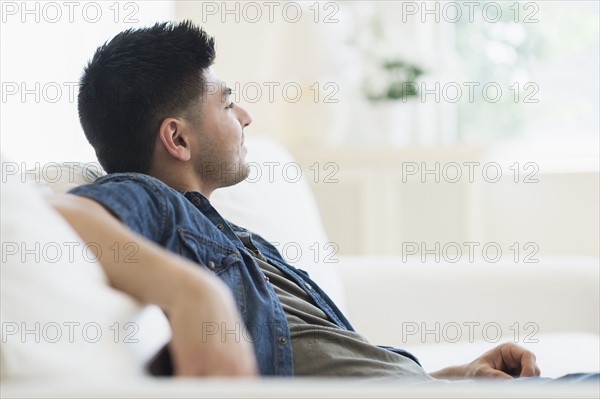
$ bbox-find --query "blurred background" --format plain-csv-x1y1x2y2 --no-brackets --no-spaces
2,0,598,258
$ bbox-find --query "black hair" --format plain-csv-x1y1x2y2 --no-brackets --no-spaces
78,21,216,173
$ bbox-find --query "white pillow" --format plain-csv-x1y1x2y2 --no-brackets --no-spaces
19,161,104,195
0,155,169,380
211,136,346,310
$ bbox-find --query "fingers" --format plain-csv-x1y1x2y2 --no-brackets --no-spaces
497,342,540,377
519,350,540,377
483,368,514,380
447,343,541,380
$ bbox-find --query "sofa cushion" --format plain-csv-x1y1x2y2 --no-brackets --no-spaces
0,154,170,380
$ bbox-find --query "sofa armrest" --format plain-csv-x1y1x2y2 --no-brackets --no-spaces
334,256,599,347
2,377,599,398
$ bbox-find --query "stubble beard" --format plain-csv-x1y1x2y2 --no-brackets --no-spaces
196,156,249,190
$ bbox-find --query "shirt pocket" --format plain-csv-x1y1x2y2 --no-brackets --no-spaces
176,227,247,315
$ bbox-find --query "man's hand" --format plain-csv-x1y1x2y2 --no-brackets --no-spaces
430,342,541,380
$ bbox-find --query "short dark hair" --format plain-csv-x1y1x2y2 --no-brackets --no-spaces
78,21,216,173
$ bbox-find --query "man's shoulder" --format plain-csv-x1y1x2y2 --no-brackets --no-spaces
72,172,178,196
68,172,189,210
66,173,196,238
92,172,171,190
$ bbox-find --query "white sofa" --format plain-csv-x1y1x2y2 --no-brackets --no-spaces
1,137,598,397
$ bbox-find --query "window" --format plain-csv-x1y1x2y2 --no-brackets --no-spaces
455,1,599,144
341,1,599,150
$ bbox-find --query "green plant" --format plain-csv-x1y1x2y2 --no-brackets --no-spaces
344,3,425,103
365,60,424,102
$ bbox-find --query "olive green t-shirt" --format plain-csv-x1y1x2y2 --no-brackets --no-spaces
254,257,432,381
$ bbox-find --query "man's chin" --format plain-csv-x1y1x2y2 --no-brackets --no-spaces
218,159,250,189
238,158,250,182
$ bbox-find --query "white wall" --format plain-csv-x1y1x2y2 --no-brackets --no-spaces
175,0,358,148
1,1,175,164
295,144,599,259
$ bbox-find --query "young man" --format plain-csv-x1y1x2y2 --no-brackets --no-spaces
65,20,541,380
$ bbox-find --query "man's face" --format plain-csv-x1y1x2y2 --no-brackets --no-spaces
186,68,252,190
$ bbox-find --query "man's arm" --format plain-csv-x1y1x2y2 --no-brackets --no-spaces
430,342,540,380
49,193,258,377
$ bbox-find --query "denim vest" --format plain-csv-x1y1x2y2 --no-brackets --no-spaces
69,173,419,375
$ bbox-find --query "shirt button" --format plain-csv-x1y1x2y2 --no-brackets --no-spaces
191,197,201,205
279,336,287,344
264,275,270,282
216,223,224,230
304,282,312,290
207,261,216,270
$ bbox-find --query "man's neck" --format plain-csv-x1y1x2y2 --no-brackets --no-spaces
147,167,214,199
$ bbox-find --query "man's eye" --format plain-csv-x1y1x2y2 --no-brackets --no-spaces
226,102,235,109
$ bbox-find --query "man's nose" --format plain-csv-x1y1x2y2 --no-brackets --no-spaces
236,105,252,128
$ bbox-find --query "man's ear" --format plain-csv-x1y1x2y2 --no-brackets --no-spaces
157,118,192,162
